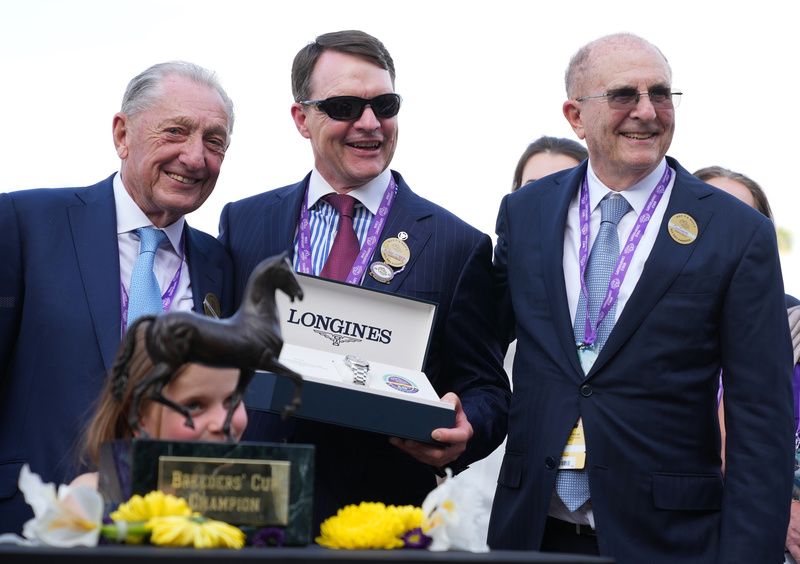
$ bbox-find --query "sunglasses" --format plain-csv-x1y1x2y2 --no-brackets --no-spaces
300,93,402,121
576,86,682,110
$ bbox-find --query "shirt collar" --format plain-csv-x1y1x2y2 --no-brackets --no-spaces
113,172,185,255
306,168,392,215
586,158,668,216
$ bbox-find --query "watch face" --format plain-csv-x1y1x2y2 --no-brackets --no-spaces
345,355,369,370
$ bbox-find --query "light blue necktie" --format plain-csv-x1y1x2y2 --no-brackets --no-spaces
127,227,167,328
556,193,631,511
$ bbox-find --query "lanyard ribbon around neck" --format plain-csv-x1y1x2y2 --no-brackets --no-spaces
576,166,672,347
296,175,397,285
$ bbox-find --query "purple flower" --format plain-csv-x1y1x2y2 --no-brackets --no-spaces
402,527,432,549
252,527,285,548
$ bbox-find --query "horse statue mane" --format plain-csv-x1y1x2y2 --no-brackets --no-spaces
120,251,304,439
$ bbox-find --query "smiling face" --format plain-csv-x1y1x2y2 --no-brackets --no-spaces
139,363,248,442
113,74,230,227
563,39,674,190
290,50,398,193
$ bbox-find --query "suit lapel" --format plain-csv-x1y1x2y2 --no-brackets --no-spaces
540,166,587,380
361,173,432,291
588,161,715,376
67,176,121,372
273,178,308,260
185,226,224,313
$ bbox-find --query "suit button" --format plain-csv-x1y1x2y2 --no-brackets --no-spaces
580,384,592,397
545,456,556,469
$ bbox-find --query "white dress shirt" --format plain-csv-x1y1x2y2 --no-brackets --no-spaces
563,158,675,326
551,158,676,526
114,173,193,316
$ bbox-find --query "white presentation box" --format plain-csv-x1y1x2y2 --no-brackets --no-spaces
244,274,456,444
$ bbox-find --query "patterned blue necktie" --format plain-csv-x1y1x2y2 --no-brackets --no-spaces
556,193,631,511
127,227,167,328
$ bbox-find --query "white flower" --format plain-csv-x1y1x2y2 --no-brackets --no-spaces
421,468,490,552
18,464,104,547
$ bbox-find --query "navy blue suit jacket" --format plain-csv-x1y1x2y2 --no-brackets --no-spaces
488,158,794,563
0,175,233,533
219,171,509,528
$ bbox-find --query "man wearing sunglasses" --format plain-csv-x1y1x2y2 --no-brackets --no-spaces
488,33,793,563
219,30,509,531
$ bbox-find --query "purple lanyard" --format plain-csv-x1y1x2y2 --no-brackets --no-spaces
120,239,184,334
296,176,397,285
577,166,672,346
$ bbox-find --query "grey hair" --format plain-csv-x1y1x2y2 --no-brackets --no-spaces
120,61,234,134
564,33,671,98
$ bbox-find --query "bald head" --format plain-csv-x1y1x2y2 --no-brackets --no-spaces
565,33,671,99
561,32,676,189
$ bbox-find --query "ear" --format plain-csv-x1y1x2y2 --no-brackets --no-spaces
291,103,312,139
112,113,130,159
563,100,586,140
137,402,162,439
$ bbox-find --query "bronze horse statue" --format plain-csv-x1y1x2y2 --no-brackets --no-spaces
117,252,304,440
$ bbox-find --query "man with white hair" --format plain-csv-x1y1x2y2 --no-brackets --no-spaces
0,61,234,533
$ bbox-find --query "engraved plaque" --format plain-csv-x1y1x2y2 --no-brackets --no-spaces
99,439,314,545
157,456,290,526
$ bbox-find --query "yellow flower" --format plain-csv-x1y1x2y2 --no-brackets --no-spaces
395,505,424,532
316,502,424,550
111,491,192,522
109,491,192,544
148,514,245,549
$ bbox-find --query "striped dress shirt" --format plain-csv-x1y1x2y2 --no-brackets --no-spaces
292,168,392,276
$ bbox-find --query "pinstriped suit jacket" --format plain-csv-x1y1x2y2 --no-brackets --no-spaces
219,170,510,529
488,158,793,563
0,174,233,534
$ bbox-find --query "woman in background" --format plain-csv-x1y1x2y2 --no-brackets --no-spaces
511,135,587,191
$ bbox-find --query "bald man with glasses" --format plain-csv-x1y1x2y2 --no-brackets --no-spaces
219,30,509,532
488,33,793,563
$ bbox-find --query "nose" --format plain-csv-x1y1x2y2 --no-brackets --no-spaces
205,403,229,437
179,133,206,171
206,401,247,440
630,94,657,120
354,105,381,130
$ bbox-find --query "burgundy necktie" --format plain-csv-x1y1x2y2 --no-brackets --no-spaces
320,193,359,281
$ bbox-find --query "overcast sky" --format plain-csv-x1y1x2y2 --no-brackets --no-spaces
2,0,797,293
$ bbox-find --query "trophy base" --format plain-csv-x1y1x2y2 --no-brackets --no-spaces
99,438,314,545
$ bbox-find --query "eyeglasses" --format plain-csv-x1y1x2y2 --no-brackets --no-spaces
299,93,402,121
576,87,682,110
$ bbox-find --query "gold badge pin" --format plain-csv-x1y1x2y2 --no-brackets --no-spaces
381,237,411,268
668,213,698,245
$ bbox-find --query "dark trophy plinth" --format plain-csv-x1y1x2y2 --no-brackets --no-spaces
99,439,314,545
